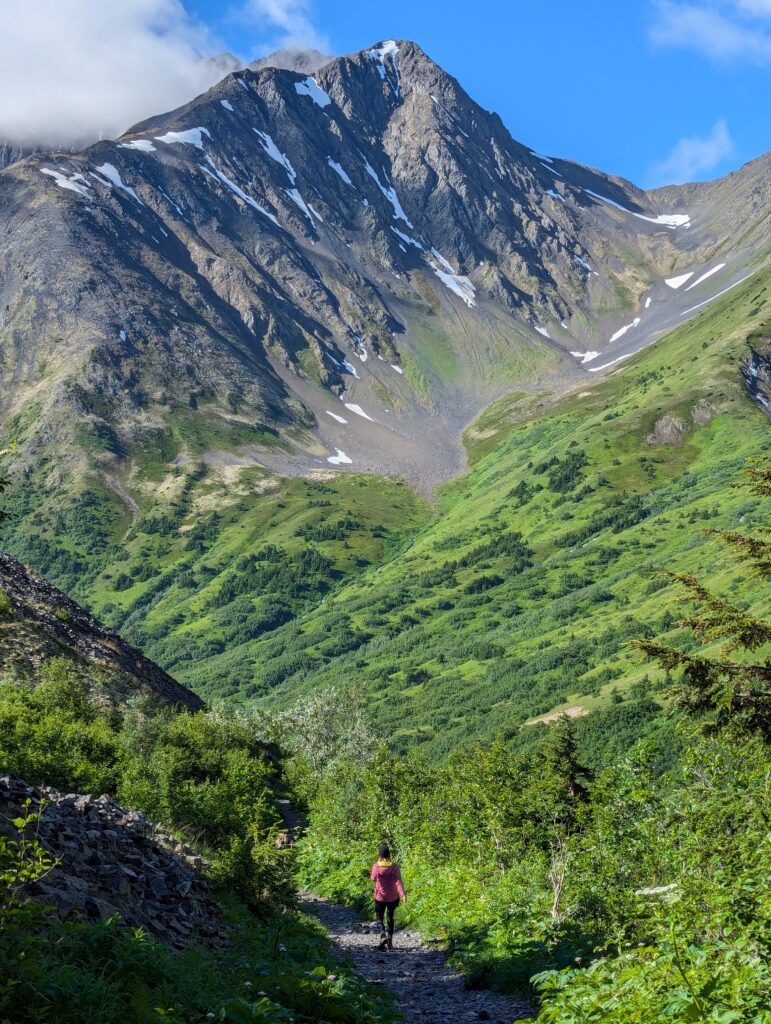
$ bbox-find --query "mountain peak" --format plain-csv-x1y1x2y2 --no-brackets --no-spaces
249,47,334,74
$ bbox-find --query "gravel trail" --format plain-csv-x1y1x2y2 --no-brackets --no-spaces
300,893,533,1023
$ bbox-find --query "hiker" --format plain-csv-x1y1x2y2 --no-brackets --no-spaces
370,843,406,950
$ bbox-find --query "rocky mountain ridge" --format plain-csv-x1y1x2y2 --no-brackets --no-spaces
2,40,767,494
0,552,203,710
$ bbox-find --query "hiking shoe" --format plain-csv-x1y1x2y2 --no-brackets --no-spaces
378,931,388,950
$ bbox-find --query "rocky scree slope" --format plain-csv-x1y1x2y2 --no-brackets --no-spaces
1,40,760,493
0,552,203,711
1,772,219,948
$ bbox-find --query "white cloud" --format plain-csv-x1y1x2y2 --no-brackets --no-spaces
0,0,327,151
0,0,231,149
734,0,771,14
648,119,734,185
650,1,771,62
238,0,330,53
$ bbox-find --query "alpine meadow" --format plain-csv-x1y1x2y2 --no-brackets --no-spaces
0,13,769,1024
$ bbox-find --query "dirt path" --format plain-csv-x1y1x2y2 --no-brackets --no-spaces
301,893,533,1023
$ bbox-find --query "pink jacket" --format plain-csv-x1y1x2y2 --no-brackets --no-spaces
370,860,406,902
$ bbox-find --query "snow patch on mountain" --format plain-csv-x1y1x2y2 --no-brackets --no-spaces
119,139,156,152
431,95,469,138
155,128,211,149
685,264,726,291
93,163,143,204
253,130,296,184
295,77,331,108
429,248,477,307
345,403,374,421
327,448,352,464
367,41,401,97
327,157,352,185
220,100,234,112
362,157,412,226
584,189,690,229
201,156,279,225
665,273,694,289
285,187,316,224
609,317,641,343
40,168,92,199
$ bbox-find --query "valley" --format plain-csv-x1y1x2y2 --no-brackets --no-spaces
0,29,769,1024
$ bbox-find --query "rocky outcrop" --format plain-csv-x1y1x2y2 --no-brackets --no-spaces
741,346,771,416
0,553,204,711
1,773,220,949
646,413,686,445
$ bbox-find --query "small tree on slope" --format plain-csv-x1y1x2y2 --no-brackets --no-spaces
633,459,771,739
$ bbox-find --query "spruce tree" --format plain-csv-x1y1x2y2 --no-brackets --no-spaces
634,459,771,738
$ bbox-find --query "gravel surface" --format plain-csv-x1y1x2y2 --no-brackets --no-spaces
301,893,533,1023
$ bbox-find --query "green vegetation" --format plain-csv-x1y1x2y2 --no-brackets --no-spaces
0,661,393,1023
292,464,771,1020
3,271,770,757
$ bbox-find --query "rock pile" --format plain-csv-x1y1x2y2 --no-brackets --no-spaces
1,773,221,948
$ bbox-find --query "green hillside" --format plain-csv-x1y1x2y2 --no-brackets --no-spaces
174,267,771,754
3,269,770,758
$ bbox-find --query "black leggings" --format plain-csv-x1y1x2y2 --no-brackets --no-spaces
375,898,399,936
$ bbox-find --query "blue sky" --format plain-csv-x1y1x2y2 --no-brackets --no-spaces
185,0,771,187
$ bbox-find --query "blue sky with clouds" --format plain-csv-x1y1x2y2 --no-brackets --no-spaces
1,0,768,185
185,0,771,187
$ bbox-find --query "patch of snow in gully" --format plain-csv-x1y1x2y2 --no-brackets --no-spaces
534,326,550,338
645,296,652,309
118,139,156,152
588,353,633,372
584,189,690,229
253,130,296,184
391,226,423,249
680,275,753,315
429,248,477,307
362,157,412,226
570,350,600,364
327,157,353,185
220,100,234,112
295,77,331,108
40,168,92,198
201,157,279,225
93,163,143,204
155,127,211,149
685,264,726,291
609,318,641,343
344,403,374,421
430,95,469,137
665,273,694,289
367,41,401,96
327,449,352,465
326,411,348,424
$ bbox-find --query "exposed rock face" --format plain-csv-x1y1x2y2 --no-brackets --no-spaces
741,345,771,416
1,773,220,948
647,413,686,445
0,553,204,711
0,40,766,491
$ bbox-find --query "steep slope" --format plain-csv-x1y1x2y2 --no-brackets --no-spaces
154,266,770,753
2,39,759,501
0,552,203,710
0,39,769,741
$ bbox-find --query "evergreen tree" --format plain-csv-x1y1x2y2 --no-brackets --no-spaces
634,458,771,738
